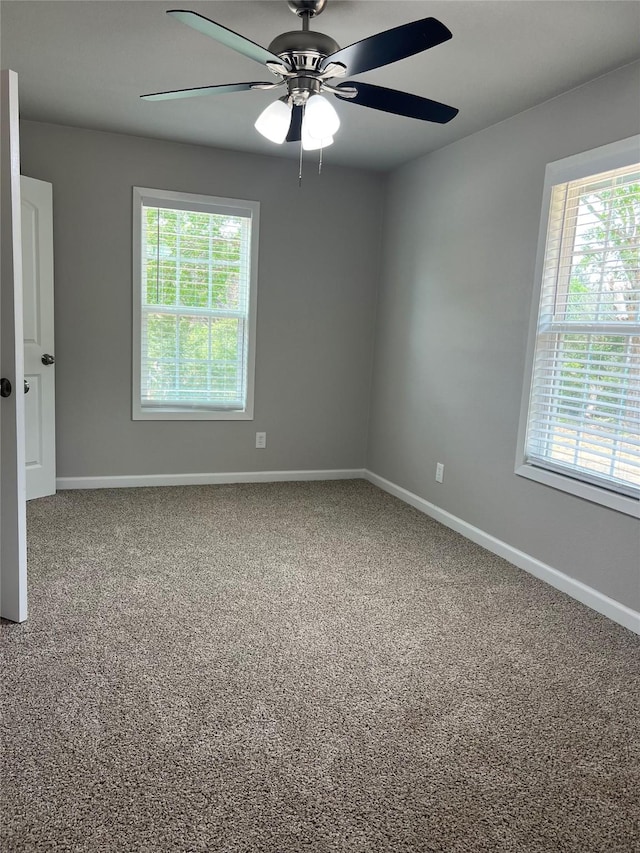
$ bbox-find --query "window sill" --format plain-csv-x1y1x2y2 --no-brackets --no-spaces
515,463,639,518
132,406,253,422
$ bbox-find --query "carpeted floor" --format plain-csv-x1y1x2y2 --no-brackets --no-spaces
1,480,639,852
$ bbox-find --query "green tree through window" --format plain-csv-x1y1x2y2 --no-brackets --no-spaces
524,159,640,501
133,188,259,420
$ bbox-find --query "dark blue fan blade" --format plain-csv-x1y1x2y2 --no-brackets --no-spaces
168,10,287,69
319,17,452,76
335,81,458,124
141,82,272,101
286,104,304,142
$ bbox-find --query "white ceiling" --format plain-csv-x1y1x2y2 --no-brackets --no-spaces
1,0,639,171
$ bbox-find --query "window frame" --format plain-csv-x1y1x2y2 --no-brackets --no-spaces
515,135,640,518
132,187,259,421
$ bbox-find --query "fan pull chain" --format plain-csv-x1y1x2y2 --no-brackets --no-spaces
318,143,324,175
298,103,306,187
299,137,304,187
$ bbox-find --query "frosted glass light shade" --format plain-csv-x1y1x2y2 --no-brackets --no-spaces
302,122,334,151
304,94,340,139
254,99,291,144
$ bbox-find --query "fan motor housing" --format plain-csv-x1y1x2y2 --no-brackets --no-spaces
268,30,339,73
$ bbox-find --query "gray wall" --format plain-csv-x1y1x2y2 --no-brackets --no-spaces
367,61,640,609
20,122,385,477
19,62,640,611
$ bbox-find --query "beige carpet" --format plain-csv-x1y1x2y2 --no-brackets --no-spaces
2,480,639,852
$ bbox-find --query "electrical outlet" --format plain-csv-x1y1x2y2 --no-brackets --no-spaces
255,432,267,449
435,462,444,483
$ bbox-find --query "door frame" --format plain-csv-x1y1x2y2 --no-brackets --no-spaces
1,69,28,622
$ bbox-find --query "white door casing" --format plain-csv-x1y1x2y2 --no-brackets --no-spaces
22,176,56,501
0,69,28,623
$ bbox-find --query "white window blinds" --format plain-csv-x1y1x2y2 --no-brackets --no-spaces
133,189,259,420
524,162,640,499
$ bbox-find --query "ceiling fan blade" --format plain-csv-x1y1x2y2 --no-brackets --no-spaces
286,105,304,143
335,81,458,124
319,17,452,76
167,10,288,70
141,82,272,102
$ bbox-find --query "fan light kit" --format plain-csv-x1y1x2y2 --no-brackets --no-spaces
141,0,458,172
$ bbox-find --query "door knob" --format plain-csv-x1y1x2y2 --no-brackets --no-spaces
41,353,55,365
0,378,12,398
24,379,30,394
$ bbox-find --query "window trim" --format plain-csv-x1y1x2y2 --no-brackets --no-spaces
132,187,259,421
515,136,640,519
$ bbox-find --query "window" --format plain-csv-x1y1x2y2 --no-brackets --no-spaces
132,187,259,420
517,137,640,517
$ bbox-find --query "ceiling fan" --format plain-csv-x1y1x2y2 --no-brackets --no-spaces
141,0,458,152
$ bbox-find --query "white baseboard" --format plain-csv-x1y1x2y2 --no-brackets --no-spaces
56,468,366,491
364,470,640,636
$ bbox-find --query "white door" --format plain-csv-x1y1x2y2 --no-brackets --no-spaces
0,69,28,622
21,176,56,500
